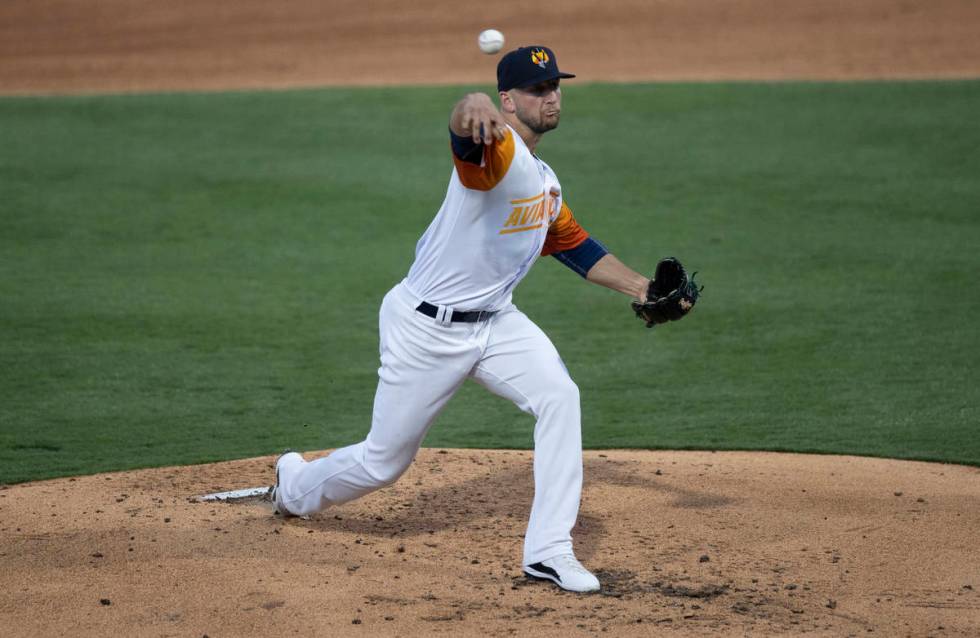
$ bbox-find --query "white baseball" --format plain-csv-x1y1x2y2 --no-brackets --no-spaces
478,29,505,55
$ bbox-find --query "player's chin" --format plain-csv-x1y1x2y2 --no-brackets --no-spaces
539,113,560,132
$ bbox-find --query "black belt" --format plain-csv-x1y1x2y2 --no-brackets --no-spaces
415,301,497,323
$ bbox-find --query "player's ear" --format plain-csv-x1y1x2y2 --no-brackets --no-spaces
499,91,515,114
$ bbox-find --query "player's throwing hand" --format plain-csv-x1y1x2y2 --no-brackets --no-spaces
451,93,507,145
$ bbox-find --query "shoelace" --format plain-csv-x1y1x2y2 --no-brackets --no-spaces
553,554,592,576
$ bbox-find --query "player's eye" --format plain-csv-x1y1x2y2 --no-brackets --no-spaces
527,81,559,96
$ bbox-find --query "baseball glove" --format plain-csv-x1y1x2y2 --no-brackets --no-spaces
632,257,703,328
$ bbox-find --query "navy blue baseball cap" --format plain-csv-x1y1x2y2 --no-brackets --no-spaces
497,46,576,92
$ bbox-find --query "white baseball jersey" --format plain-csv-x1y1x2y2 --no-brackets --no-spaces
405,126,588,311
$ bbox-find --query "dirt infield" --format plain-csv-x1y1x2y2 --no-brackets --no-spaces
1,0,979,95
1,450,978,636
3,1,980,636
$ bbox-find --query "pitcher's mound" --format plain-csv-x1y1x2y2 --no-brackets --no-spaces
1,449,978,636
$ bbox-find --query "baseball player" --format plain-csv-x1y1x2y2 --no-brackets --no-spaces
271,46,698,593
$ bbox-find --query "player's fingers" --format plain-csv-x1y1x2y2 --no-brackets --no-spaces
479,114,496,145
487,116,504,142
485,113,504,143
481,115,493,144
471,112,485,144
484,116,498,144
459,111,475,139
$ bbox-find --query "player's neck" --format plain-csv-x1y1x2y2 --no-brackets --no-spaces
504,114,543,153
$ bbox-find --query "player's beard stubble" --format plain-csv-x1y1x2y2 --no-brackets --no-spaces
515,103,560,135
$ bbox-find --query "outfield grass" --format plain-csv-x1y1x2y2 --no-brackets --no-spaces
1,80,978,483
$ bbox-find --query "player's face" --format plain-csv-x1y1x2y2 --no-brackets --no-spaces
510,79,562,135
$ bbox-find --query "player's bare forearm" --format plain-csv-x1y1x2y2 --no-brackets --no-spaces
585,254,649,299
450,93,507,144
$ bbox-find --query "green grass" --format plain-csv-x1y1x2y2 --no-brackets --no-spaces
1,80,978,483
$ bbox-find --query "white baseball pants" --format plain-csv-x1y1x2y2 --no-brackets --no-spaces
277,280,583,565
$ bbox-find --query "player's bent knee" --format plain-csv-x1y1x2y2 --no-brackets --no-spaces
558,378,580,404
536,377,580,413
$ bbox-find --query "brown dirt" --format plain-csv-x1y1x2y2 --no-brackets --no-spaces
3,1,979,636
1,450,978,636
1,0,978,95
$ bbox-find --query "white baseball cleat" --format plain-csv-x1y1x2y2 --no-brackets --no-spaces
523,554,600,593
268,450,304,517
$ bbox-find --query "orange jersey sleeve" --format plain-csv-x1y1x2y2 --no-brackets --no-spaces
451,129,516,191
541,201,589,256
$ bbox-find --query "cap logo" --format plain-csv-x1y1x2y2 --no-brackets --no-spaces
530,48,549,69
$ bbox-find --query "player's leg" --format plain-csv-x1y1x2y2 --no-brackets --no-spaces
276,284,480,516
469,306,584,567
